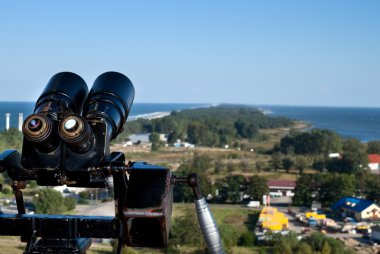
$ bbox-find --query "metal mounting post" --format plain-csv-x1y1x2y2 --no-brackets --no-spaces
174,174,225,254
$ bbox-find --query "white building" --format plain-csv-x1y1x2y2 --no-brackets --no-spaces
267,179,296,197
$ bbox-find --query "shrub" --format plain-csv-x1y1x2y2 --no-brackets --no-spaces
238,231,254,246
33,189,65,214
63,197,76,211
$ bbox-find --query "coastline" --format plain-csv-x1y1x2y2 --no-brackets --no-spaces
128,111,171,121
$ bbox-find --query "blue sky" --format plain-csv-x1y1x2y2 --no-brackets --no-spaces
0,1,379,106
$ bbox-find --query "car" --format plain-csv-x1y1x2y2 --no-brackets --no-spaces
246,201,260,208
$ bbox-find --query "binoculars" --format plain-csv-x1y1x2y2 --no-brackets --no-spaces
20,71,134,187
0,72,224,254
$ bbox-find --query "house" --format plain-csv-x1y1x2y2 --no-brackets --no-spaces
368,154,380,170
331,197,380,221
128,134,150,144
267,179,296,197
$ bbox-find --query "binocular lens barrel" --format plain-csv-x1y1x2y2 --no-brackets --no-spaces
58,115,93,153
23,72,89,152
22,114,59,152
83,72,135,139
34,72,89,114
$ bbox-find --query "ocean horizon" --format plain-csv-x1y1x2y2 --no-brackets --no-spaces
0,102,379,142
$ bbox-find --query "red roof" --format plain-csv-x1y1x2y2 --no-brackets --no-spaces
368,154,380,164
268,179,296,188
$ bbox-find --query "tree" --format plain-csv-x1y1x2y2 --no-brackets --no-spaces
282,158,294,173
367,140,380,154
149,132,163,151
218,175,246,203
362,174,380,203
294,242,312,254
271,153,282,171
173,155,213,202
33,188,66,214
319,174,356,206
302,233,355,254
246,175,268,201
295,156,309,174
255,161,265,172
0,128,23,151
326,138,368,174
167,131,181,144
279,129,342,156
293,174,323,207
340,138,368,174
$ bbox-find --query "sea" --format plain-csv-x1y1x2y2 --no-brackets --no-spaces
1,102,380,142
260,105,380,142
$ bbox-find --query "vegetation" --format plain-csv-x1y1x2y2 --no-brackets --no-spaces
1,106,379,253
0,128,23,151
169,204,259,253
366,140,380,154
216,175,269,203
33,188,76,214
117,105,292,147
268,233,355,254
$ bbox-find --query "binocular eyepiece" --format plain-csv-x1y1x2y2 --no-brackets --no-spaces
23,72,89,152
21,71,135,186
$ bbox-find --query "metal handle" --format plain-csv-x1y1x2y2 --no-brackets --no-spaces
195,198,225,254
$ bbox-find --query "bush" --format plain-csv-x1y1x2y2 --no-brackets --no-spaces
33,189,65,214
63,197,76,211
77,198,89,205
2,186,11,195
79,191,90,199
28,180,38,188
238,231,254,246
219,225,240,251
170,208,204,247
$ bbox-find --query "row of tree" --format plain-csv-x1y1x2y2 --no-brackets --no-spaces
267,232,355,254
293,171,380,207
173,154,269,204
273,129,372,174
116,105,292,147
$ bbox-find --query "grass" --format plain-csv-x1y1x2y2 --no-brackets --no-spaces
0,236,26,254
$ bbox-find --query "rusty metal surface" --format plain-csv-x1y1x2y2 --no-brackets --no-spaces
123,163,173,247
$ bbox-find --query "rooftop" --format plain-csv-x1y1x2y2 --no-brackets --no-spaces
331,197,377,213
268,179,296,188
368,154,380,164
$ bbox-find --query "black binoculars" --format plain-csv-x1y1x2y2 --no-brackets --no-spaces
17,71,134,187
0,72,175,249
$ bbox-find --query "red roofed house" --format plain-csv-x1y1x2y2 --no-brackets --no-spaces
368,154,380,171
268,179,296,197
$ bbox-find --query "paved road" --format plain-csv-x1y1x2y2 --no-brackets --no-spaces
74,202,115,216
